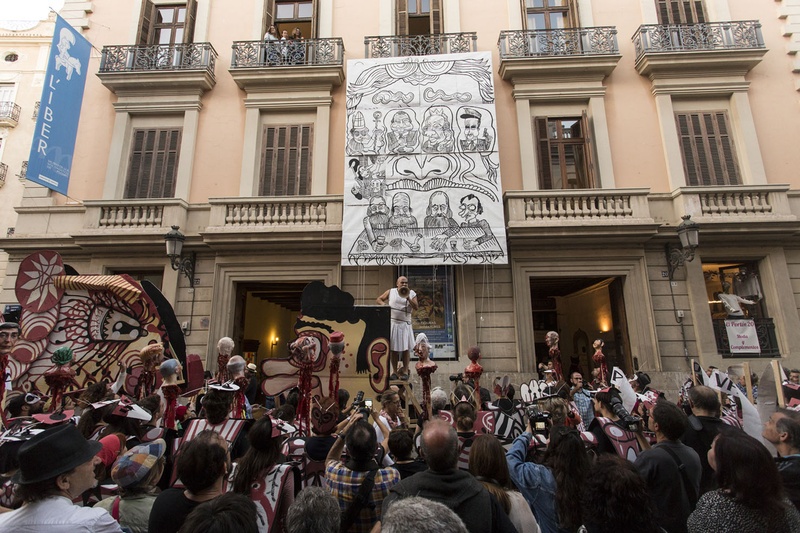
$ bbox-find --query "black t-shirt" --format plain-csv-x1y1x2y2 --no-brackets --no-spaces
148,487,202,533
393,458,427,479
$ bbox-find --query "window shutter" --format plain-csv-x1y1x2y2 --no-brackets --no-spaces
396,0,408,35
568,0,580,28
656,0,705,24
535,117,553,189
311,0,319,38
676,111,740,187
137,0,155,45
431,0,442,34
184,0,198,43
125,130,147,198
581,111,595,188
264,0,276,32
259,124,314,196
125,128,181,199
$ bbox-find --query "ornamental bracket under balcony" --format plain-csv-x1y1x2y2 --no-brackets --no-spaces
632,21,766,79
97,43,218,96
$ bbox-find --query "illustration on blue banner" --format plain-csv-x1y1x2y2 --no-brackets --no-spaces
26,16,92,196
342,52,508,266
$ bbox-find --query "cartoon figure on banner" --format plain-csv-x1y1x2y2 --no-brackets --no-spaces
262,282,390,403
424,191,459,232
431,194,496,252
387,110,419,154
349,157,387,201
54,27,82,81
420,107,455,153
388,192,418,230
457,107,493,152
346,111,385,154
10,251,182,399
362,196,390,252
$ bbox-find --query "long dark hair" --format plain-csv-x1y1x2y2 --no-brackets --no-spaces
543,425,591,530
231,416,281,494
468,434,511,514
713,427,788,516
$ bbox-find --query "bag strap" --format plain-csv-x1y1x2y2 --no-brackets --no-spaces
111,496,121,521
660,445,698,510
340,469,378,533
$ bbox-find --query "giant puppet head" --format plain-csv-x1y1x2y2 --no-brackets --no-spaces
10,250,188,395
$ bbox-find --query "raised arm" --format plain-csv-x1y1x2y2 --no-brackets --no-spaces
376,289,391,306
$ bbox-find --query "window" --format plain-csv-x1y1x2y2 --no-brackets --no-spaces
656,0,705,24
676,112,740,186
534,114,594,189
259,125,313,196
108,269,164,290
265,0,315,38
137,0,197,46
523,0,576,30
124,128,182,199
4,53,18,62
396,0,442,36
0,84,15,104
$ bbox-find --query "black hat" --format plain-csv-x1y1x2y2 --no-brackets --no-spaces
0,322,19,330
635,372,651,388
12,423,102,484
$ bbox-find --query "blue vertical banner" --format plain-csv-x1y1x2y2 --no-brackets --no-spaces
27,15,92,196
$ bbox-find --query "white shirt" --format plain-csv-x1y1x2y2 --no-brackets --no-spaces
0,495,123,533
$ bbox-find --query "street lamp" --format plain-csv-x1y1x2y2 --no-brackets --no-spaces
665,215,700,280
164,225,196,288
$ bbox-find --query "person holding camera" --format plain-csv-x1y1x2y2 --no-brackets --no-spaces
506,419,591,533
588,388,648,461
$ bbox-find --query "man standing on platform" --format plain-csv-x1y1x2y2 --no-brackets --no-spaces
377,276,418,380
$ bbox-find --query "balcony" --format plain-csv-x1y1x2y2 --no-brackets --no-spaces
364,33,477,58
229,38,345,91
0,163,6,188
498,27,621,91
505,189,659,244
97,43,218,94
633,21,766,78
712,318,780,358
0,101,21,127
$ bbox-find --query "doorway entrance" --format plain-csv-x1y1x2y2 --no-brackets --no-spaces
530,276,633,378
232,281,309,367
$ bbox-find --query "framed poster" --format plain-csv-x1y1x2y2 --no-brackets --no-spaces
405,266,457,361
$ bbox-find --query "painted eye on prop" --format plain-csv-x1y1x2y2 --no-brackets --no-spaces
90,306,146,342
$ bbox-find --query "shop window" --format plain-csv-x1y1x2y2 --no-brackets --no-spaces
534,113,595,189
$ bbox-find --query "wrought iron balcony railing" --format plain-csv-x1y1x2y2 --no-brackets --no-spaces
0,101,21,124
99,43,218,74
231,38,344,68
498,27,619,58
712,317,780,358
364,32,477,58
633,21,764,59
0,163,7,188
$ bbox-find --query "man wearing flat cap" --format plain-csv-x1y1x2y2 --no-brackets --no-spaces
0,322,20,421
0,423,123,531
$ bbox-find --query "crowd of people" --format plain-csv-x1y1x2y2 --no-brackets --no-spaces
262,24,305,65
0,320,798,532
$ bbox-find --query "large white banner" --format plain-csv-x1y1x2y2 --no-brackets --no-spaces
342,51,508,266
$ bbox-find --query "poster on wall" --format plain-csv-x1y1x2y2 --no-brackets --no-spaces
725,319,761,354
342,51,508,266
408,266,456,361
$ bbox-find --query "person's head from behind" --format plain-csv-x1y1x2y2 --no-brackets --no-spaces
543,425,591,530
203,389,233,424
227,355,246,379
177,430,229,494
468,434,511,513
420,419,458,473
687,385,721,416
337,388,350,411
138,394,162,424
13,423,103,503
285,486,341,533
582,454,658,533
538,397,569,427
232,416,282,494
454,401,475,432
382,496,468,533
112,439,166,496
388,429,414,461
430,387,448,413
345,420,377,464
649,399,687,440
178,492,258,533
709,426,787,513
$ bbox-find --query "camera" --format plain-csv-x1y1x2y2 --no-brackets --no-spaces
609,396,641,433
449,373,464,382
351,391,371,418
352,390,364,406
523,402,552,435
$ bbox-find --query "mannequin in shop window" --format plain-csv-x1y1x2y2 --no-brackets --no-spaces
716,281,759,318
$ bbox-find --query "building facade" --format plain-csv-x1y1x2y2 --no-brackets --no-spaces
1,0,800,392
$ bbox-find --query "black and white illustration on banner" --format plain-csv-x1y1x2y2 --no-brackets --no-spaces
343,52,508,266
